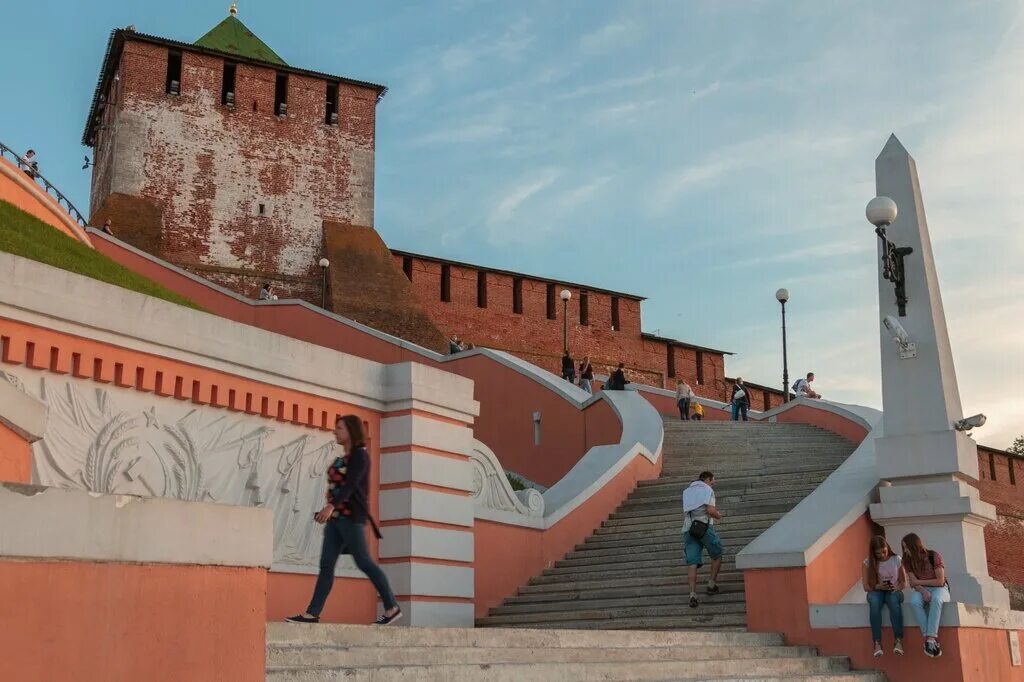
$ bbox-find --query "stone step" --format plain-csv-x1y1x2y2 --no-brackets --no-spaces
478,604,751,626
618,491,813,509
267,656,858,681
478,614,749,631
510,581,745,604
533,564,744,584
492,590,747,615
607,505,790,522
557,545,748,568
266,623,784,649
266,643,822,668
522,572,746,594
579,530,763,551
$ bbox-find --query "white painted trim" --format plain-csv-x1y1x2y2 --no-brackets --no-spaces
380,451,474,491
379,525,474,562
380,414,473,454
379,488,474,527
0,483,272,567
382,562,474,599
0,375,47,441
395,600,474,628
810,601,1024,631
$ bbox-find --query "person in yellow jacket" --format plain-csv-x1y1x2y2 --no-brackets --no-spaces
691,401,705,421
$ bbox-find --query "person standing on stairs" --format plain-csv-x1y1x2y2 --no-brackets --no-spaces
862,535,906,658
579,356,594,394
561,350,576,384
682,471,724,608
286,415,402,626
730,378,751,421
676,379,695,420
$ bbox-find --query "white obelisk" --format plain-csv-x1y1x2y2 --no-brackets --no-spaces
867,135,1009,608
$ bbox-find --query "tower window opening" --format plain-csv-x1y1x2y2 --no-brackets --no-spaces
165,50,182,95
325,82,339,125
274,73,288,116
512,278,523,314
221,62,237,106
441,264,451,302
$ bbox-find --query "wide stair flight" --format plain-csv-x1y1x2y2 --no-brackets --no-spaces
266,622,884,681
477,420,857,630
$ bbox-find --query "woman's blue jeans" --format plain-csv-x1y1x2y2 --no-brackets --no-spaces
909,586,950,639
867,589,904,642
307,516,398,617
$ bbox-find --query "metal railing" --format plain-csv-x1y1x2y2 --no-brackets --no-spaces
0,140,88,226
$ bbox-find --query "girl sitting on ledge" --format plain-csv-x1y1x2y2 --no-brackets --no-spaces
902,532,950,658
862,534,906,658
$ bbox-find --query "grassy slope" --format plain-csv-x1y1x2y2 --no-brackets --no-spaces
0,200,202,310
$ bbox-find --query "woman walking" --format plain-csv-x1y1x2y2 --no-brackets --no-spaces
287,415,402,625
676,380,695,420
862,535,905,657
579,356,594,394
902,533,950,658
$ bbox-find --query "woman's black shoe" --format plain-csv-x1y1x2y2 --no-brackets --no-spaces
285,614,320,623
375,608,403,625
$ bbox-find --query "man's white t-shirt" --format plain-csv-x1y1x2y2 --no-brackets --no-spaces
793,378,809,397
682,481,715,532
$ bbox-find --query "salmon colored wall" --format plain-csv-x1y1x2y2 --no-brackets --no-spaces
773,404,869,443
267,573,377,623
0,421,32,483
0,560,265,682
0,317,391,623
636,388,731,421
90,236,615,479
474,450,661,616
0,159,92,244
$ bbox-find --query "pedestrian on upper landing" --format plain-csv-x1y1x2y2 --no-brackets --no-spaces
19,149,38,179
606,362,629,391
561,351,576,384
286,415,402,626
682,471,723,608
792,372,821,399
101,219,114,236
259,283,274,301
448,334,465,354
676,380,695,420
691,401,704,421
579,356,594,394
730,378,750,421
862,535,906,658
902,533,950,658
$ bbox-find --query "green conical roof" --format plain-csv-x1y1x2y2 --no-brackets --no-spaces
195,14,286,66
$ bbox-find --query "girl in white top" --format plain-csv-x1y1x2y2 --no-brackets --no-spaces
862,534,907,658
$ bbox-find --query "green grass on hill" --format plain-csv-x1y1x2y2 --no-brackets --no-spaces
0,200,202,310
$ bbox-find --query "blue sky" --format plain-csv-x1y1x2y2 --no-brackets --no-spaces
1,1,1021,448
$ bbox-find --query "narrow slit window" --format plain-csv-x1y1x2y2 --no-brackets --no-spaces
402,256,413,281
1009,458,1016,485
221,62,236,105
512,278,523,314
546,284,556,320
274,73,288,116
325,82,339,124
611,296,620,331
166,50,182,95
579,291,589,325
477,271,488,308
695,350,705,385
667,345,676,378
763,391,771,411
440,264,451,302
989,452,997,481
257,203,266,216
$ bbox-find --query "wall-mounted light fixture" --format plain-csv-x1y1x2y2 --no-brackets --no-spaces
866,196,914,317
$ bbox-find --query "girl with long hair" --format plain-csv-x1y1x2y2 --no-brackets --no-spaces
902,533,950,658
861,535,906,657
287,415,402,625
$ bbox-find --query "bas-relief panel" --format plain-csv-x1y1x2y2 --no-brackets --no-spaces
2,368,351,572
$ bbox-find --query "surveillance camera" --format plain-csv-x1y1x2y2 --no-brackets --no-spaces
882,315,910,347
955,414,987,432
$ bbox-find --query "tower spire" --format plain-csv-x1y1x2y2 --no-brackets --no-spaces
229,2,238,16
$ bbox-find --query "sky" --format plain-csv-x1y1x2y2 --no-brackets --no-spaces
1,1,1021,449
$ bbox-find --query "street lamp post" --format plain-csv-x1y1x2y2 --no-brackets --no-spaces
560,289,572,353
319,258,330,309
776,288,790,402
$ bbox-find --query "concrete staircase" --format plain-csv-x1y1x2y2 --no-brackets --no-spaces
266,622,884,681
477,420,857,630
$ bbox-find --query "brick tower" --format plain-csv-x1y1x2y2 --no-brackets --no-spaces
83,7,448,351
83,5,386,304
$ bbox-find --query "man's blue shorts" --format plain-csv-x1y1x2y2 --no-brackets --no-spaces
683,525,724,567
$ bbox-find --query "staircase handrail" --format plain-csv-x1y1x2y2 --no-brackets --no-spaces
0,140,87,226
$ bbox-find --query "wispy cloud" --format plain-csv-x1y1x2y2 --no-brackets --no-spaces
412,122,508,146
578,20,641,54
488,168,562,227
